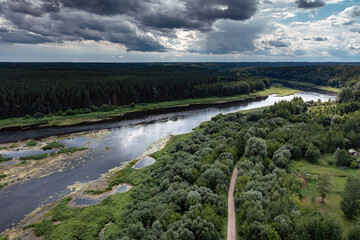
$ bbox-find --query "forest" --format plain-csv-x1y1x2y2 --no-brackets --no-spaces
0,63,270,119
2,63,360,121
25,78,360,240
241,65,360,88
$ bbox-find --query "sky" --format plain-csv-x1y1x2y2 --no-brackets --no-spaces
0,0,359,62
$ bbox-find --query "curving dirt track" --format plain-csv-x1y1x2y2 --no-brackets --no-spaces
227,163,239,240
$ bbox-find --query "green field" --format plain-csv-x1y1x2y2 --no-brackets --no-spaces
0,85,299,130
290,155,360,234
273,79,340,93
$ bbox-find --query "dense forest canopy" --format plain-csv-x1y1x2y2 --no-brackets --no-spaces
241,65,360,88
0,63,270,119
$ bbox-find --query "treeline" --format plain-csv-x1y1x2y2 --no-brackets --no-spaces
241,65,360,87
0,63,270,119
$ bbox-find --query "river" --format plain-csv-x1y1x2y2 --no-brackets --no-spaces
0,92,335,233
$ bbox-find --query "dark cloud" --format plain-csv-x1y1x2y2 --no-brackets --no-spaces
202,20,265,54
296,0,325,9
139,0,259,30
313,37,327,41
40,0,61,13
186,0,258,22
0,0,260,52
7,0,44,17
0,28,9,33
0,31,52,44
140,13,206,30
303,37,311,40
263,40,289,47
59,0,144,16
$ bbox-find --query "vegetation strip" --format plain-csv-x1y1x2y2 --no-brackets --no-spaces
0,85,298,131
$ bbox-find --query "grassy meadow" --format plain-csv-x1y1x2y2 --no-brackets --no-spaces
290,155,360,234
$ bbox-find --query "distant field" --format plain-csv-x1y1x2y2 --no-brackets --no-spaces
273,79,340,93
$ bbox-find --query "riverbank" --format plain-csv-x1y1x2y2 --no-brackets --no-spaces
0,130,111,191
0,85,299,132
1,135,173,240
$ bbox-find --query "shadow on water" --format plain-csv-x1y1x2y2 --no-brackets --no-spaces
0,92,336,232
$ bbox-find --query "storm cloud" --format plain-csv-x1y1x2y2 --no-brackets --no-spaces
263,40,290,48
0,0,260,53
296,0,325,9
202,20,265,54
313,37,327,41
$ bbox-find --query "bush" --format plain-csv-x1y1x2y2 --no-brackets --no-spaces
26,140,38,147
291,146,302,160
33,112,45,118
348,222,360,240
42,141,65,150
57,147,87,154
305,146,321,163
20,153,48,160
334,149,353,167
65,109,76,116
0,154,12,162
100,104,111,112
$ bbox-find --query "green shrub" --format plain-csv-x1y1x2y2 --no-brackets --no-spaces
20,153,48,160
33,112,45,118
0,174,7,179
348,222,360,240
334,149,353,167
0,154,12,162
305,145,321,163
42,141,65,150
57,147,87,154
26,139,38,147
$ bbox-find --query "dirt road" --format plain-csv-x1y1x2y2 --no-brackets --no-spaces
227,163,239,240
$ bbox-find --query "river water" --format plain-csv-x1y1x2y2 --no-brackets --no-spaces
0,92,335,232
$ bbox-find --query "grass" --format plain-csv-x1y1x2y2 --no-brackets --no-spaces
42,142,65,150
0,85,299,130
56,147,88,154
19,153,48,161
87,162,143,195
290,155,359,235
26,140,38,147
30,191,133,240
0,182,8,190
0,155,12,162
273,79,340,93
